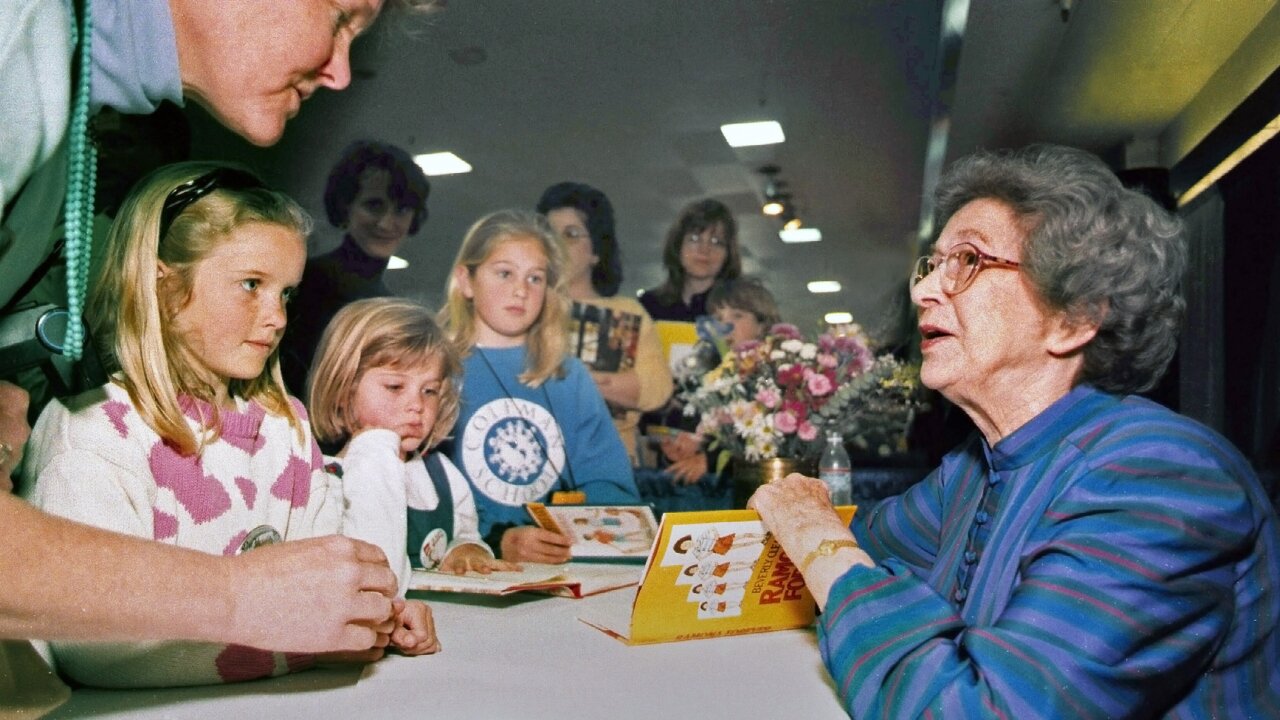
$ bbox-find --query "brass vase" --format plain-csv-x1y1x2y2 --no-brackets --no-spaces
731,457,816,509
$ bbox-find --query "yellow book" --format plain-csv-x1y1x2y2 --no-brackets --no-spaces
652,320,699,375
578,506,857,645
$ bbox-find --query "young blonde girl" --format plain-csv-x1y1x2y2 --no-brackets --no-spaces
20,162,433,689
309,297,513,598
440,210,640,563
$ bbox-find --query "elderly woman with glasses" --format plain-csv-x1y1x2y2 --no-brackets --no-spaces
751,144,1279,718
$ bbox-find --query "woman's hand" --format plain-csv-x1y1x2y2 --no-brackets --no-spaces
500,526,572,564
0,381,31,493
666,452,709,485
390,599,440,656
228,535,399,653
749,473,871,608
590,369,642,409
439,543,520,575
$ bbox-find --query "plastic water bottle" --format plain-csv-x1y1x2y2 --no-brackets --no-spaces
819,431,853,506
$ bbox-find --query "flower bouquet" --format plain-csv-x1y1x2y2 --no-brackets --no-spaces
680,323,924,466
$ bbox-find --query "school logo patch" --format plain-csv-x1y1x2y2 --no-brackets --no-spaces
461,398,566,506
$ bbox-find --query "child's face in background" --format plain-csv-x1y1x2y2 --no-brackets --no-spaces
351,354,446,457
714,305,764,348
455,236,549,347
164,221,305,397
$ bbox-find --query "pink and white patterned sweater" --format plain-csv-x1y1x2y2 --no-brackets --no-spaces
20,381,342,688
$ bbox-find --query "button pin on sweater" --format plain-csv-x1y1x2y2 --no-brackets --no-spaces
238,525,282,554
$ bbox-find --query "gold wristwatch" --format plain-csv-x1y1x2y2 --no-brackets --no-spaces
799,538,859,574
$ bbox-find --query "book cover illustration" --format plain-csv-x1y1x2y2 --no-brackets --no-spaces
578,506,857,645
569,301,643,373
409,562,641,598
526,503,659,559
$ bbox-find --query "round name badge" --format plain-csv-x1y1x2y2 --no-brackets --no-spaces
419,528,448,569
237,524,282,554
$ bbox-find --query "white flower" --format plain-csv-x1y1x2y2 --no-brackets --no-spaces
799,343,817,360
770,350,786,361
781,339,803,354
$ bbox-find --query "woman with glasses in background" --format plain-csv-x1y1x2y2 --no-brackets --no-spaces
537,182,672,467
637,200,744,495
750,144,1279,718
638,198,743,322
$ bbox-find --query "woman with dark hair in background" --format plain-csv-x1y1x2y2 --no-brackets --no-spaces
638,198,743,321
637,199,743,499
280,140,431,398
537,181,672,465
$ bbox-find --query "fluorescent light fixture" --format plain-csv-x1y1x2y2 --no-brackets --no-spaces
825,312,853,325
808,281,842,294
387,255,409,270
779,227,821,243
1178,113,1280,206
720,121,785,148
413,152,472,176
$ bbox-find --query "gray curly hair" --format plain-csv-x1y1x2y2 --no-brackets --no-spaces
933,144,1186,394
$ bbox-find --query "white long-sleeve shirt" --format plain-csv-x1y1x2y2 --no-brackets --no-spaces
334,429,492,598
21,382,341,687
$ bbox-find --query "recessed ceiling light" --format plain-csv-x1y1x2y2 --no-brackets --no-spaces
720,121,785,148
779,228,822,243
387,255,409,270
808,281,841,294
413,152,472,176
825,312,853,325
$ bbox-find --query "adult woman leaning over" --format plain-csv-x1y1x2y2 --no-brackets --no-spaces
751,144,1279,718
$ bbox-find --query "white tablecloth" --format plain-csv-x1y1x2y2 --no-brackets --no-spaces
51,582,848,719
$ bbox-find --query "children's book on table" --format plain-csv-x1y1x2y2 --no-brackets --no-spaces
525,502,659,560
409,562,642,599
577,506,857,645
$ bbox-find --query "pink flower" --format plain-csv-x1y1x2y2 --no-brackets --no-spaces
797,421,818,441
777,364,804,387
770,323,803,340
756,387,780,409
817,352,838,369
806,370,834,397
783,399,807,418
774,411,798,434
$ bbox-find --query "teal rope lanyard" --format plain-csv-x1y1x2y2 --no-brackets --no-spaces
63,0,96,362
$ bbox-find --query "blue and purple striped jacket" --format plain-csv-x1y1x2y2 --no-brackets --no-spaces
821,385,1279,718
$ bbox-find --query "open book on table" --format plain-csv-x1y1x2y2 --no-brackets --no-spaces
578,506,857,645
526,502,659,560
409,562,642,598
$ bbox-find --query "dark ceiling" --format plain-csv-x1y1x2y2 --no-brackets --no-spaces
189,0,1280,342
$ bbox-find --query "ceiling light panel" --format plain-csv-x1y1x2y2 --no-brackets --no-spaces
720,121,785,147
779,228,822,243
825,312,853,325
808,281,842,293
413,152,472,176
